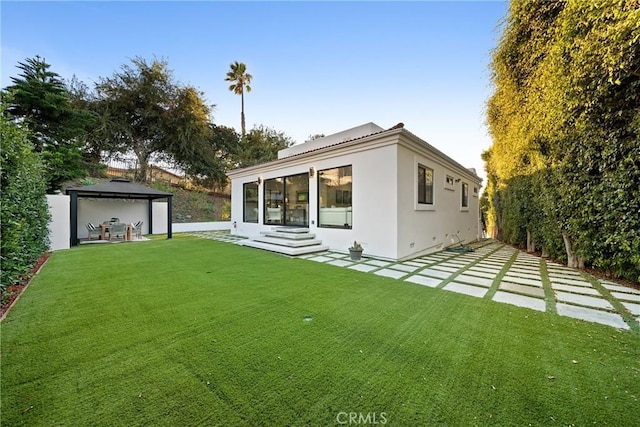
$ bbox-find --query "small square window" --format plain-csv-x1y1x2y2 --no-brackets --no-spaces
445,174,455,190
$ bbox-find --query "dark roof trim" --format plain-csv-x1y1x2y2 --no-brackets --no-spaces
66,179,173,199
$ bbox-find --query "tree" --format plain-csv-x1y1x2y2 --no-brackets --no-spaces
94,57,212,182
484,1,640,280
3,56,92,192
305,133,325,143
0,94,50,291
232,124,294,168
225,61,252,137
183,124,240,188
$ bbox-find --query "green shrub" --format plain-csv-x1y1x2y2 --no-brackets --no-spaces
0,98,50,292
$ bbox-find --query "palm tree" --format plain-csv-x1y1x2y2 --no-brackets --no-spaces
225,61,252,136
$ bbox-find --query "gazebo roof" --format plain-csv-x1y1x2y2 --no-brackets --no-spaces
66,178,172,200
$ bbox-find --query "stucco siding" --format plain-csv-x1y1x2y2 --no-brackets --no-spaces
230,144,399,259
396,143,481,259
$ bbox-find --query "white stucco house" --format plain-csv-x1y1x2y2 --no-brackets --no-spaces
227,122,482,261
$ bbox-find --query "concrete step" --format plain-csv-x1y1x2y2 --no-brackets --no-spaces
241,240,329,256
252,236,324,248
262,231,316,240
272,227,310,234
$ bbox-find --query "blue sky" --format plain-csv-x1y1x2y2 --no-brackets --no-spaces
1,1,507,184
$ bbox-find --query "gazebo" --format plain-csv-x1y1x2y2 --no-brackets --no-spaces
65,178,173,246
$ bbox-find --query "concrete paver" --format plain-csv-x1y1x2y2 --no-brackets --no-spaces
551,277,593,287
349,264,378,273
499,282,545,298
611,292,640,302
622,302,640,316
416,257,441,263
365,259,392,267
388,264,420,273
327,259,354,268
418,269,453,279
554,291,614,310
508,268,540,276
403,261,426,267
325,252,347,259
405,275,442,288
551,283,600,296
374,269,407,279
308,256,334,263
493,291,546,312
556,303,629,330
430,265,460,273
502,275,543,287
465,269,500,279
443,282,487,298
456,274,494,288
602,281,640,293
472,266,502,274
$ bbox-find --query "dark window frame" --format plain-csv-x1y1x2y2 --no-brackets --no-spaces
243,182,259,223
461,182,469,208
417,164,434,205
317,165,353,229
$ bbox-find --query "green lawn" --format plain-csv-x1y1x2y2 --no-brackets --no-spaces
2,236,639,426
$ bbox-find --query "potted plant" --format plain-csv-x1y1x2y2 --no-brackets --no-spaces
349,241,363,261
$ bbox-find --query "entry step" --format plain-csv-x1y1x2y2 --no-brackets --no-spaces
272,227,310,234
262,231,316,240
241,240,329,256
252,236,323,247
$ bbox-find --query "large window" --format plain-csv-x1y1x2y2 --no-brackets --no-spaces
243,182,259,223
418,165,434,205
264,178,284,224
318,165,352,228
263,173,309,226
461,182,469,208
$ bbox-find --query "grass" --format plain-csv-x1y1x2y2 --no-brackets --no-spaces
2,235,639,426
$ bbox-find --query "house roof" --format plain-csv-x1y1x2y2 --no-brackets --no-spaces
66,178,173,199
227,122,481,183
278,122,388,159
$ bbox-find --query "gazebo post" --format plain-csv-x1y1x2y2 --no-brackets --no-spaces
167,196,173,239
70,191,78,247
148,199,153,235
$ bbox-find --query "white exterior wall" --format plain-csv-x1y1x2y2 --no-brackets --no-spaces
76,199,171,238
396,142,481,260
230,143,399,259
229,127,482,261
47,195,70,251
151,201,168,234
172,221,231,233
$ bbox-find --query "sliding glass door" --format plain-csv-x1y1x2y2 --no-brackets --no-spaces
284,173,309,227
263,173,309,226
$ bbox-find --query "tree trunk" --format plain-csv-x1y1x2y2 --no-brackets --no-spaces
562,232,584,269
241,90,246,137
133,148,150,183
526,229,535,253
541,246,549,258
562,232,577,268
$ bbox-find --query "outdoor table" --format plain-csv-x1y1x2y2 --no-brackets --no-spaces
100,223,133,241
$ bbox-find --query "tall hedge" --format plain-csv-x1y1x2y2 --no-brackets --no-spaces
485,1,640,281
1,97,50,292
